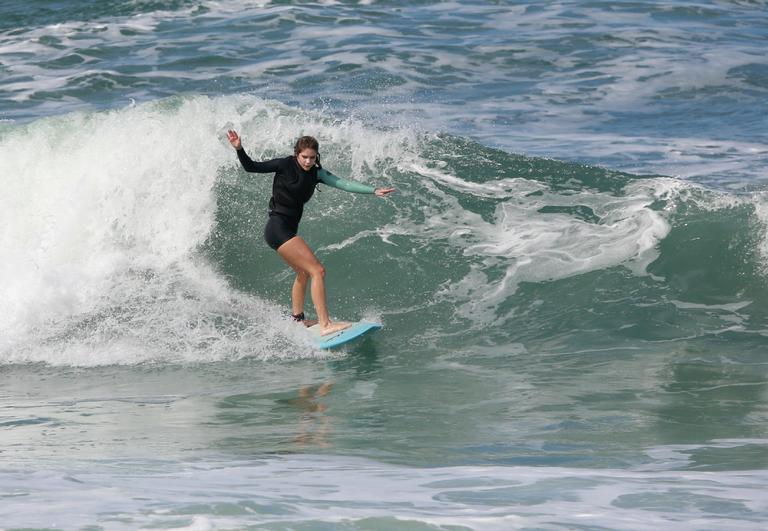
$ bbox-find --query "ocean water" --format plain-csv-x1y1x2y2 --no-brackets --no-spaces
1,1,768,529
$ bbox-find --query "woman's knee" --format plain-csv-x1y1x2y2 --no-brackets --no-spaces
307,262,325,279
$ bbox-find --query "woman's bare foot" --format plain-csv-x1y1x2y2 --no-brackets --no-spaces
303,319,318,328
320,321,352,336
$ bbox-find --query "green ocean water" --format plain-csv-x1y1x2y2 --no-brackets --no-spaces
1,0,768,528
2,95,767,528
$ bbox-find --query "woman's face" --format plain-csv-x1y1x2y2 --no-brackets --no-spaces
296,148,317,171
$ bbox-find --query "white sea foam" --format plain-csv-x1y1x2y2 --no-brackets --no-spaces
0,94,412,366
1,452,766,530
750,192,768,274
404,158,768,325
408,164,684,322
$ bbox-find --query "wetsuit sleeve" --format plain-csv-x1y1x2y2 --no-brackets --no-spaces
318,169,376,194
236,148,283,173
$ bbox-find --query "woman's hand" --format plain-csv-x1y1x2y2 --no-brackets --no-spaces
227,129,242,150
374,187,396,197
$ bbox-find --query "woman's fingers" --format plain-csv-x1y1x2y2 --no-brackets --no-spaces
227,129,241,148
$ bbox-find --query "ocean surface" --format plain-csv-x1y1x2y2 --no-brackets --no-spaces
1,1,767,529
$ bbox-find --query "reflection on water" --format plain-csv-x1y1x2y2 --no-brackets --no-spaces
213,379,336,454
280,382,334,449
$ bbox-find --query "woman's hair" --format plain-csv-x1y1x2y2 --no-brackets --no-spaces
294,135,321,168
294,136,319,155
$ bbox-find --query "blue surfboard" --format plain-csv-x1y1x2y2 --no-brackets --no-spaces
307,321,382,349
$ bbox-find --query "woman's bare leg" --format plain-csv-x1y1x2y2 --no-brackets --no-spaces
291,270,309,317
277,236,351,335
290,271,318,327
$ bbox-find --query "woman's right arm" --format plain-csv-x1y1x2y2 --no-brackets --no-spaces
227,129,282,173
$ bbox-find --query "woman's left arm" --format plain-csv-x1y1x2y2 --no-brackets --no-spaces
318,169,395,197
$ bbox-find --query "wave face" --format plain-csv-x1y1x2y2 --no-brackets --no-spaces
2,97,768,528
2,95,768,366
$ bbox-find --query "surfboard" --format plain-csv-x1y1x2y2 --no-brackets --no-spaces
307,321,382,349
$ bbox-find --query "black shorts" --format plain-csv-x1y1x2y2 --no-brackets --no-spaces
264,212,299,251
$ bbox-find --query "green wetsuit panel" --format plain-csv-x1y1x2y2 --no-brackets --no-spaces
318,169,375,194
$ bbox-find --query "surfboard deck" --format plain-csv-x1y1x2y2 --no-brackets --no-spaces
307,321,382,349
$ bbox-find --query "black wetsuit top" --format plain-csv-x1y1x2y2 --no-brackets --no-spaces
236,149,319,220
235,147,376,250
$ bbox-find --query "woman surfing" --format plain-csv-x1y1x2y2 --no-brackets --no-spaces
227,130,395,336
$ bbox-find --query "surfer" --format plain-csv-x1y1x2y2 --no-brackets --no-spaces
227,130,395,336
